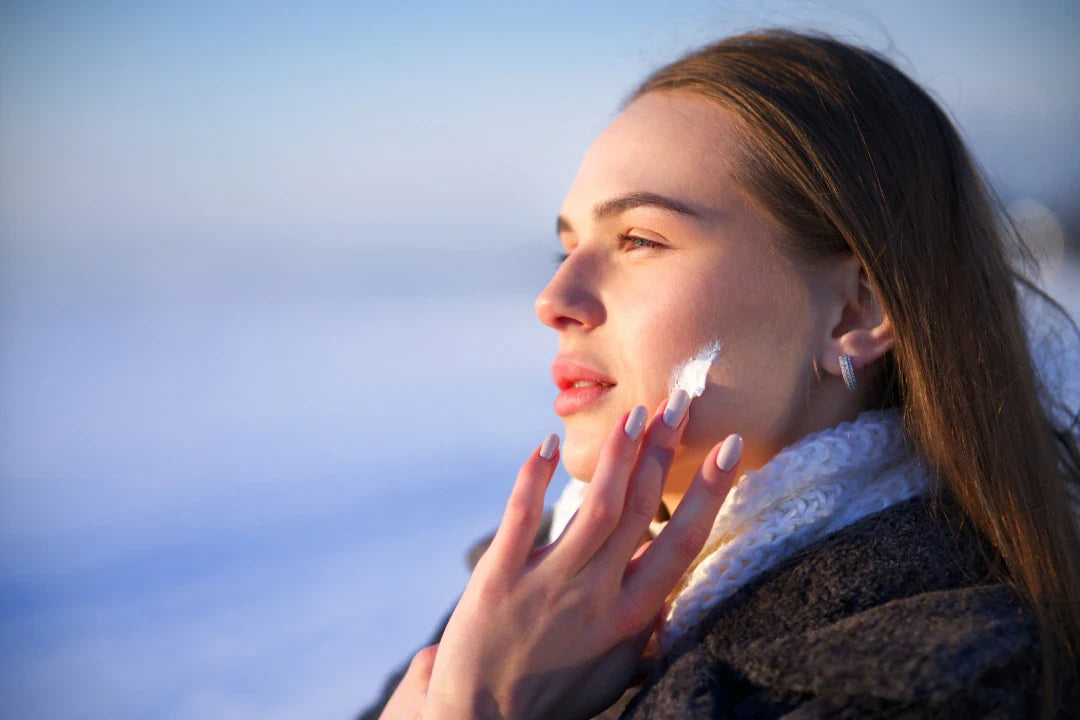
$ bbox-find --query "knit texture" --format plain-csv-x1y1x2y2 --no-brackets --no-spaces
545,407,934,653
357,485,1079,720
618,491,1079,719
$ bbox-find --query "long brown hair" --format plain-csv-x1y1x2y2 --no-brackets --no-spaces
624,29,1080,717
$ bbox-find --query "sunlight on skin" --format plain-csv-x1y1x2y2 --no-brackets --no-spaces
534,90,895,516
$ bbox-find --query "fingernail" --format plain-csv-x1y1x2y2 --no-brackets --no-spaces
539,433,560,460
624,405,648,440
662,389,690,429
716,434,743,472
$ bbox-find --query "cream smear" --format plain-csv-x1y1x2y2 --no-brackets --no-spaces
669,339,723,399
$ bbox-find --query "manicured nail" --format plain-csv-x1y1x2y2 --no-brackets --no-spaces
539,433,560,460
716,434,743,472
624,405,648,441
662,389,690,429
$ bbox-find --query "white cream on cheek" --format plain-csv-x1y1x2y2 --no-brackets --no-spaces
668,339,723,399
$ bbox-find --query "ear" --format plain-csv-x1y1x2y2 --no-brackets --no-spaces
819,254,894,381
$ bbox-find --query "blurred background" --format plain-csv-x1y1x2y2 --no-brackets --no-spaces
1,1,1078,718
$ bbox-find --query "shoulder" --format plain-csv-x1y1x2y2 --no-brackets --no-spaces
622,493,1072,719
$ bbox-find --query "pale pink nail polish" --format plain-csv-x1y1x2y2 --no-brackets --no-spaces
662,389,690,429
540,433,560,460
716,434,743,472
624,405,648,440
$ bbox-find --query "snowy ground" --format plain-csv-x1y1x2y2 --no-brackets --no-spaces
1,244,1077,719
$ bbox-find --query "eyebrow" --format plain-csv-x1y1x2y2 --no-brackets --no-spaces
555,191,705,235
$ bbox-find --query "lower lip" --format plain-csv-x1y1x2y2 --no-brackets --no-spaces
554,384,615,416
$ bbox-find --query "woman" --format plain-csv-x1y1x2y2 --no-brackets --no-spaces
363,29,1080,719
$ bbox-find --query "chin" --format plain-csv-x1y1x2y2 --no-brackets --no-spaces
559,430,598,482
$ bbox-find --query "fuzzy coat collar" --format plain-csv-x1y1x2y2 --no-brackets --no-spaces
544,407,934,653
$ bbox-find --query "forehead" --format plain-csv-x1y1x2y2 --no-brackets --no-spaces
563,91,745,218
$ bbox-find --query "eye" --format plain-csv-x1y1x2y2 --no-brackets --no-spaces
617,233,663,252
551,234,663,266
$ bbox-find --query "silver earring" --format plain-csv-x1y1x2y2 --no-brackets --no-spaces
839,354,857,391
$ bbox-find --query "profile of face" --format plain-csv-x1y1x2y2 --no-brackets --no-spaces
534,90,893,505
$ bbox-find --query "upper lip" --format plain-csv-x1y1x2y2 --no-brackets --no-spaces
551,355,617,391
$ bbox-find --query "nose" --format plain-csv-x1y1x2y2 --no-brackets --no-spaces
534,253,605,331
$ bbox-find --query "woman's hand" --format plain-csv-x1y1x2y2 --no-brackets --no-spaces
378,643,438,720
421,390,744,720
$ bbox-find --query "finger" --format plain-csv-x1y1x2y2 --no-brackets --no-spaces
629,616,662,686
484,433,560,576
408,695,427,720
380,644,438,720
546,407,643,577
591,390,691,584
619,433,743,622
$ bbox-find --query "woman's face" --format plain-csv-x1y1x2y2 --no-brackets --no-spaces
534,91,837,498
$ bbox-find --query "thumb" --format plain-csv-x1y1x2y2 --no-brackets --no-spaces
629,618,662,687
409,691,427,720
406,643,439,684
379,644,439,720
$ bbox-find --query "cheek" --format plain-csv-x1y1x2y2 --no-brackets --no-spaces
622,276,726,404
681,276,816,452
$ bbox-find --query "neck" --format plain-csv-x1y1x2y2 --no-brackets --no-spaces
657,400,877,516
660,444,770,517
547,408,922,556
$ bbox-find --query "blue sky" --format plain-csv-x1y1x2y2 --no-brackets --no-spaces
3,0,1078,254
1,2,1078,718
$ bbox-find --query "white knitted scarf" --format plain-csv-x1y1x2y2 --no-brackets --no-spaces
544,406,934,654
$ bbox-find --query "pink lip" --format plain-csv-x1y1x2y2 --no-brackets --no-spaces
550,355,617,416
554,383,615,416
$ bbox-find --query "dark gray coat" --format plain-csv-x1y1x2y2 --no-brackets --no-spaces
358,492,1079,719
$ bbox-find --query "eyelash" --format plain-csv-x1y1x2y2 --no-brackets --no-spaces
552,234,662,265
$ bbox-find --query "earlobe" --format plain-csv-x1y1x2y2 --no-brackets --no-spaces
844,315,895,365
824,324,894,379
823,318,894,383
822,265,895,380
